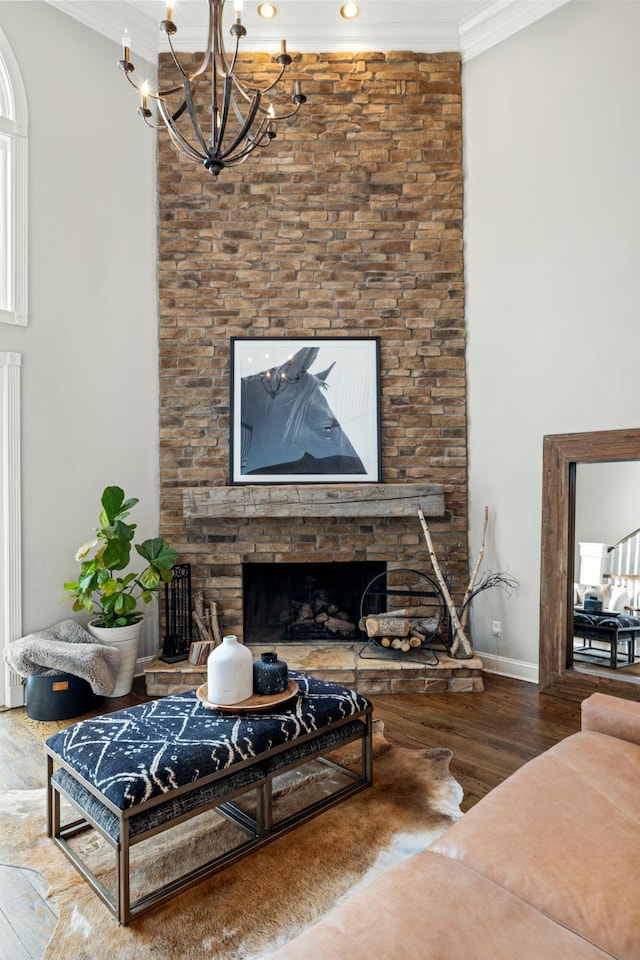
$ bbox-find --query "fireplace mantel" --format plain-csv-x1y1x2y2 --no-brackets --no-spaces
183,483,444,520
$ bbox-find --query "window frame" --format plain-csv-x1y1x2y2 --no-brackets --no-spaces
0,29,27,327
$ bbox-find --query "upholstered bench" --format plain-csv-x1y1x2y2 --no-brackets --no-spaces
573,608,640,668
45,673,372,924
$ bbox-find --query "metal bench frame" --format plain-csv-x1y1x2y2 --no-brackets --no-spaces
46,707,372,925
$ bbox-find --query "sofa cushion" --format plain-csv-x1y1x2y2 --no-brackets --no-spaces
582,692,640,746
432,729,640,960
264,850,611,960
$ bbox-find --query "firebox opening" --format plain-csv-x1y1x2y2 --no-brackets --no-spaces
243,561,386,645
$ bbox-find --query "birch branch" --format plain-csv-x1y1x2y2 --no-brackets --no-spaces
460,506,489,633
418,508,473,658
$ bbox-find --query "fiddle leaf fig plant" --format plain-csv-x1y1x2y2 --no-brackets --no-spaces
63,485,178,628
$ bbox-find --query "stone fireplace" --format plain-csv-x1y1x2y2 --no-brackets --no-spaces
148,49,478,695
145,485,484,695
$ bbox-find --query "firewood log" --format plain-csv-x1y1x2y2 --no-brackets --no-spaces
193,609,211,644
326,616,356,634
189,640,215,665
296,603,314,623
386,638,412,652
409,616,440,636
209,600,222,644
377,608,429,618
409,636,423,647
380,636,391,647
194,591,204,620
365,615,410,638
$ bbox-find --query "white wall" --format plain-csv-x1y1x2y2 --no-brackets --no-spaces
0,2,160,660
463,0,640,680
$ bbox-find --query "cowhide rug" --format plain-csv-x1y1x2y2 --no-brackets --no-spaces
0,721,462,960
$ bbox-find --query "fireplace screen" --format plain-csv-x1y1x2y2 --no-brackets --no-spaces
243,561,386,645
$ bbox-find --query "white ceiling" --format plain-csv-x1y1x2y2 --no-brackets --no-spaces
46,0,573,63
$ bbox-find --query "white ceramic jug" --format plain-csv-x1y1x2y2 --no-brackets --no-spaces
207,635,253,705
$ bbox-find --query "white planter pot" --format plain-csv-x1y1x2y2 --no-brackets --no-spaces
87,619,143,698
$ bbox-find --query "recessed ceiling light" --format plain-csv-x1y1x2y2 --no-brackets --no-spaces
257,2,278,18
340,2,360,19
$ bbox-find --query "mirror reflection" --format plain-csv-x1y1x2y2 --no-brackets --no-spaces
571,461,640,677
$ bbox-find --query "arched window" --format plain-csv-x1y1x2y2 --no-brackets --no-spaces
0,29,27,326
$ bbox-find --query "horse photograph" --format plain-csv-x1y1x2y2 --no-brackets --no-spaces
230,338,381,483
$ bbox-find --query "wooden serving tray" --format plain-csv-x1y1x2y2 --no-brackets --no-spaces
196,679,299,712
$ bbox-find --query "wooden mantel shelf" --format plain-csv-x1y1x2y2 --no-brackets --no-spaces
183,483,444,520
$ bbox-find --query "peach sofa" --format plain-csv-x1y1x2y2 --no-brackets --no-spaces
265,693,640,959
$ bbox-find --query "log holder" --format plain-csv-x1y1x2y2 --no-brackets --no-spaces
358,568,448,665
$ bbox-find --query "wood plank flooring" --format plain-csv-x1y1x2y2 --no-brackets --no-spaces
0,673,582,957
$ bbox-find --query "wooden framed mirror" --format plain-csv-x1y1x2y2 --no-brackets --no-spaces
539,428,640,701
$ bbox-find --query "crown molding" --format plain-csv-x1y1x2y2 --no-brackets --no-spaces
46,1,158,63
165,22,462,54
45,0,574,60
460,0,573,61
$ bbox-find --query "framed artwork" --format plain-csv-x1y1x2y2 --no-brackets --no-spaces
230,337,381,484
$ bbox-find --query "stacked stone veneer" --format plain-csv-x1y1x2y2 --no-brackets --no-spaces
157,50,469,659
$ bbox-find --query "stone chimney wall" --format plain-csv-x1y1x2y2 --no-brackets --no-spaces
156,50,468,640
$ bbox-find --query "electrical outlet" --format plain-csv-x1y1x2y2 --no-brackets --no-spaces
492,620,502,637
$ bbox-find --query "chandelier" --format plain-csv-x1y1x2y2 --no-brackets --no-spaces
118,0,307,177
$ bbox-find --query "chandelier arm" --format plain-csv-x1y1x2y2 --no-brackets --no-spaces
224,129,275,165
222,139,263,166
228,61,287,103
214,74,234,157
156,97,207,163
267,100,304,122
222,31,241,81
164,10,213,84
231,88,249,127
123,65,201,109
182,78,213,157
254,64,288,97
213,1,235,84
220,92,263,160
165,31,191,81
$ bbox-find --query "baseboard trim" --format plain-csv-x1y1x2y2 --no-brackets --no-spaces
475,651,539,684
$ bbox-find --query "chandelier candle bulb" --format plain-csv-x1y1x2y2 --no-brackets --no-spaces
281,39,287,55
122,28,130,62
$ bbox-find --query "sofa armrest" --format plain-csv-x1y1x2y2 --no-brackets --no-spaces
581,693,640,745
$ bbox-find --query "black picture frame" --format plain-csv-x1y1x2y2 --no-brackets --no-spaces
230,337,381,484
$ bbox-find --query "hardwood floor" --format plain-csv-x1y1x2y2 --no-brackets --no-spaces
0,673,582,957
371,673,582,810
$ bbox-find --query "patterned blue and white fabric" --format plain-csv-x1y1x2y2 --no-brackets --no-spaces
46,673,370,811
574,610,640,631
